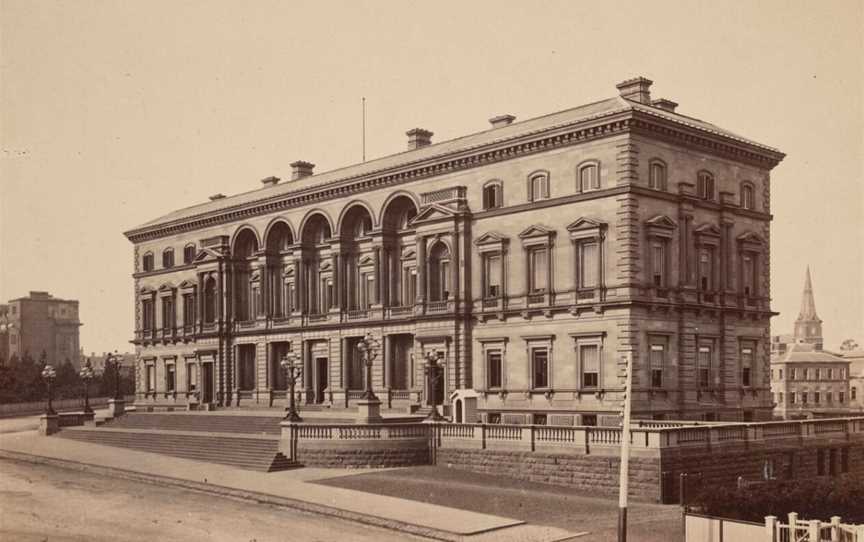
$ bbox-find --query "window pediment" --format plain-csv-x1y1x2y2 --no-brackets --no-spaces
694,223,721,237
401,248,416,260
411,204,457,225
178,280,197,290
319,261,332,272
645,215,677,238
566,217,606,240
158,283,175,292
736,231,765,244
358,254,375,266
475,232,509,252
519,225,555,239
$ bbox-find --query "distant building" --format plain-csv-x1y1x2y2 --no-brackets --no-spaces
844,349,864,414
770,269,853,418
0,291,82,365
771,344,850,419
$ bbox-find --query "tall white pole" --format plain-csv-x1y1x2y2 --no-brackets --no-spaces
361,97,366,163
618,352,633,542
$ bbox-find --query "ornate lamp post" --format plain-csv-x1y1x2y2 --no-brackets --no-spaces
79,358,95,414
357,332,380,402
280,352,303,422
424,350,445,422
106,351,123,400
41,364,57,415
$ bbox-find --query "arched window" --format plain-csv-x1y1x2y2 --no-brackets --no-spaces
483,181,503,210
697,171,714,200
528,172,549,202
577,161,600,193
740,182,755,210
142,252,154,272
162,248,174,268
649,160,667,191
183,244,196,264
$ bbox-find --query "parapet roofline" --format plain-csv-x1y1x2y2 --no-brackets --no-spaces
125,94,784,240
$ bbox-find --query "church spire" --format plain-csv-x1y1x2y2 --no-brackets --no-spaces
797,266,819,321
794,266,823,349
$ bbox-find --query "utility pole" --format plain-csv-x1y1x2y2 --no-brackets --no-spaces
361,97,366,162
618,352,633,542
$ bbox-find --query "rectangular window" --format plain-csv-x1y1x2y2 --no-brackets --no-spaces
652,242,666,287
814,392,820,404
789,392,796,404
183,294,195,327
146,365,155,391
698,345,712,389
440,260,451,299
852,387,858,401
741,344,754,387
187,363,197,391
699,249,714,291
839,391,845,403
580,344,599,388
161,297,174,331
166,363,176,392
529,248,548,293
142,299,154,331
484,254,502,298
743,253,757,297
532,413,547,425
287,283,296,313
532,348,549,389
404,267,417,306
650,340,666,388
581,414,597,426
780,368,784,380
487,350,503,389
827,391,833,403
778,391,784,404
487,412,501,424
802,392,808,404
578,242,598,289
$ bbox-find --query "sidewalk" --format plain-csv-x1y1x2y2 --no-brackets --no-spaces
0,430,584,542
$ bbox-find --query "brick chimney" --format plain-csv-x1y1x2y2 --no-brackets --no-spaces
489,114,516,128
290,161,315,180
406,128,433,150
651,98,678,113
209,193,226,201
616,76,653,104
260,176,280,186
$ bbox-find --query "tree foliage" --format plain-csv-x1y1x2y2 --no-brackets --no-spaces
0,355,135,404
691,477,864,524
840,339,860,352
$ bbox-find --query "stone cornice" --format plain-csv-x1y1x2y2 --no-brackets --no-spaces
125,108,783,243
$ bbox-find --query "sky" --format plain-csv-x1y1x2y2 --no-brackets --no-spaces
1,0,862,354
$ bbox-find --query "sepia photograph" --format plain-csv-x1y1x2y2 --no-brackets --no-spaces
1,1,862,540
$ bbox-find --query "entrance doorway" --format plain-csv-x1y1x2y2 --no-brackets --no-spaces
201,363,214,404
315,357,328,403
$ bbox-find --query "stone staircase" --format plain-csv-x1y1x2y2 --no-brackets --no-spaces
101,412,282,435
55,412,294,472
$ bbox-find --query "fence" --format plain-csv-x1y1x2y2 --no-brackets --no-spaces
0,395,135,417
686,513,863,542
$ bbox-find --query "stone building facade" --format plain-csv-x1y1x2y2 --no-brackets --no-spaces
124,76,784,423
0,291,81,365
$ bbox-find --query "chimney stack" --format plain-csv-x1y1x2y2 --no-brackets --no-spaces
290,161,315,180
406,128,433,150
651,98,678,113
209,193,226,201
616,76,653,104
489,114,516,128
260,176,280,187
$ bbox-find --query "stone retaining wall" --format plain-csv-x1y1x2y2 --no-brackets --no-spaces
297,438,430,468
436,448,663,501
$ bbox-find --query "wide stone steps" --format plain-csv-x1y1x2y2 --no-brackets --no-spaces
104,413,282,435
56,428,295,472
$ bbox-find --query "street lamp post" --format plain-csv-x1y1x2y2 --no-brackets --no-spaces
106,351,123,400
423,351,445,422
79,358,95,414
357,332,380,402
354,332,383,424
41,364,57,415
280,352,303,423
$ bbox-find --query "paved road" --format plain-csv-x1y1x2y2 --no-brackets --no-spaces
0,459,422,542
317,466,683,542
